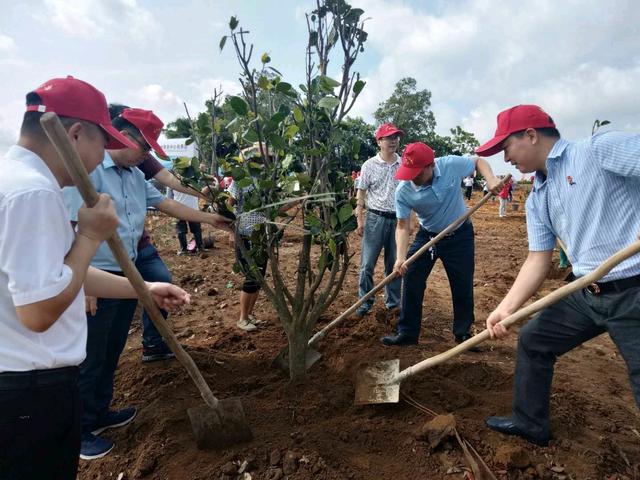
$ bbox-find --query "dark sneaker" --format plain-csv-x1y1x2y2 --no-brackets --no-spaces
381,333,419,347
91,407,137,435
80,433,114,460
455,333,482,353
142,343,176,363
355,305,371,317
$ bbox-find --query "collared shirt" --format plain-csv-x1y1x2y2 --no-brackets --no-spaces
526,132,640,281
63,152,164,271
358,153,401,212
227,179,267,236
395,155,475,232
0,146,86,372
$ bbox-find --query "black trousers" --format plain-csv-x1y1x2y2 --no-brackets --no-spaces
0,366,80,480
397,221,475,339
512,286,640,439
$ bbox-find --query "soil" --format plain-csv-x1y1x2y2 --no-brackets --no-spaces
79,191,640,480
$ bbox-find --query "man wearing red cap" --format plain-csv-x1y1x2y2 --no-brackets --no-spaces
381,142,499,347
0,77,190,479
477,105,640,446
63,107,231,459
354,123,404,317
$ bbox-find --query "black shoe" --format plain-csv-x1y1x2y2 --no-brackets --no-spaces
485,416,549,446
455,333,482,353
381,333,419,347
142,343,176,363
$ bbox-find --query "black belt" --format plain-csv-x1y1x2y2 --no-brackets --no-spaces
0,366,78,390
585,273,640,295
368,208,396,219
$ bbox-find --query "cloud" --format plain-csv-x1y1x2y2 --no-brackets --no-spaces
0,99,25,155
350,0,640,168
0,31,17,54
191,77,243,105
125,84,188,125
36,0,159,44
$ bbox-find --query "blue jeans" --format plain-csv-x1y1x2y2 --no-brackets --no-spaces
512,286,640,439
396,221,475,339
136,244,172,348
80,296,137,433
358,211,401,311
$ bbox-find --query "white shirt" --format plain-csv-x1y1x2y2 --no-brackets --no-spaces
169,189,199,210
463,177,474,187
0,145,86,372
358,153,400,212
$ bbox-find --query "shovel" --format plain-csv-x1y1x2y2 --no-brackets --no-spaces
355,238,640,404
272,175,512,372
41,113,252,449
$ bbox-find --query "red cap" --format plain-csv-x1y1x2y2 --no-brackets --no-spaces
120,108,168,158
476,105,556,157
395,142,435,181
26,76,137,150
375,123,405,140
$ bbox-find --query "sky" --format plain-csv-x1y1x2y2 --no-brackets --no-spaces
1,0,639,175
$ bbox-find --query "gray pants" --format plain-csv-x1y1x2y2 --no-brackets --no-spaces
512,286,640,439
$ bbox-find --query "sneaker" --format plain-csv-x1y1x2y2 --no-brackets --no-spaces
355,305,370,318
455,333,482,353
80,433,114,460
248,314,266,325
237,318,257,332
91,407,137,435
177,250,188,256
142,343,176,363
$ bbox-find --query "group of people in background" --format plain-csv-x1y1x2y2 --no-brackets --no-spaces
1,74,639,480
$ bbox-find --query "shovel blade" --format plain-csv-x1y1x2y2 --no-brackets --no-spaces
187,397,252,449
354,359,401,405
271,346,322,372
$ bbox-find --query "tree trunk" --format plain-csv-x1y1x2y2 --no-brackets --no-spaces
287,327,308,381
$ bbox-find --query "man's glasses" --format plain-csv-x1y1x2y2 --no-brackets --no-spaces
125,130,151,153
381,134,401,141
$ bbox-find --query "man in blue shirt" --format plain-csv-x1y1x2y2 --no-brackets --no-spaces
381,142,499,346
478,104,640,446
64,108,230,460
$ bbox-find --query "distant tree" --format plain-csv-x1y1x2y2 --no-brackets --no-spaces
374,77,436,143
333,117,377,172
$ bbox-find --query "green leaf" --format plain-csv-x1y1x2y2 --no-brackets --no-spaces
261,52,271,64
219,35,227,51
268,66,283,76
351,138,361,159
330,214,338,229
338,203,353,224
353,79,366,95
243,129,259,142
275,82,292,94
319,75,341,88
328,238,337,257
268,133,286,151
318,96,340,111
237,178,253,189
190,157,200,171
228,96,249,116
229,16,239,30
293,107,304,123
258,75,271,90
173,156,191,170
283,124,299,139
185,137,194,145
308,31,318,47
259,179,275,189
231,167,246,179
317,251,326,271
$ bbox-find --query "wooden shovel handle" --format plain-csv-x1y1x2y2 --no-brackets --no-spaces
40,113,219,410
309,174,512,347
395,239,640,384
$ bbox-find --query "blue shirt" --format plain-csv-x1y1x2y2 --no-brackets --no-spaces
395,155,475,232
526,132,640,281
63,153,164,271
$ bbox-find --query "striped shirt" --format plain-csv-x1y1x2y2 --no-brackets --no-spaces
526,131,640,281
358,153,400,212
227,179,266,236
